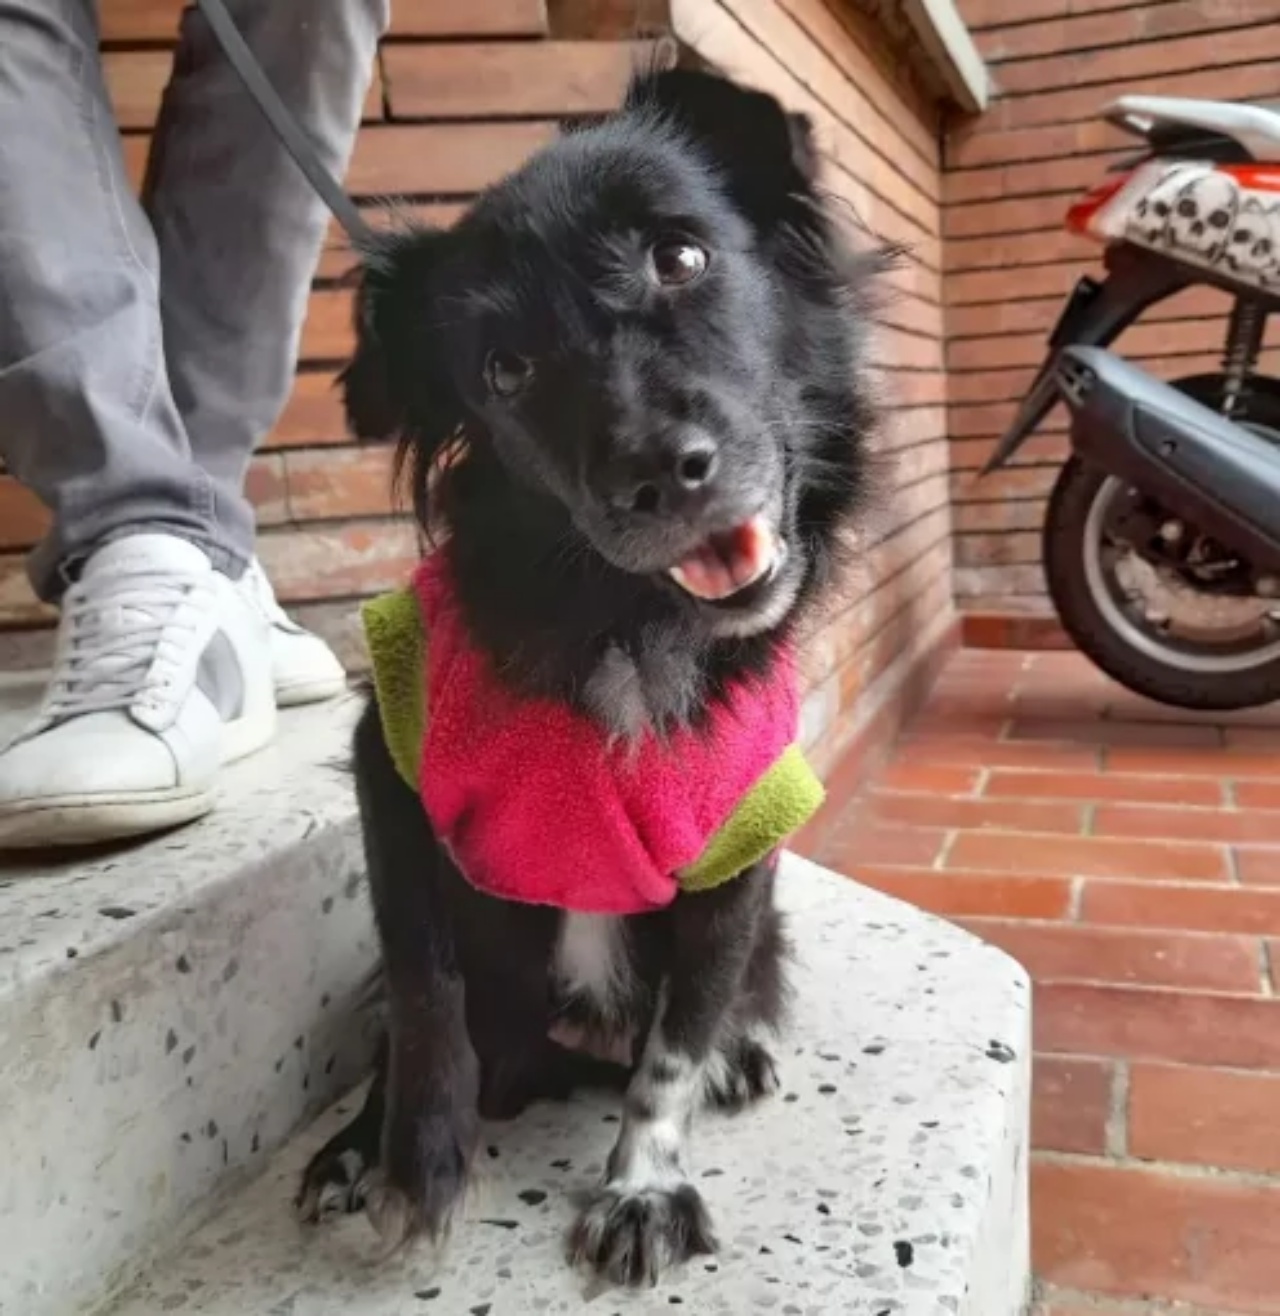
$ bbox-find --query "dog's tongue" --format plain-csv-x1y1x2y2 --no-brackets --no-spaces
668,516,777,601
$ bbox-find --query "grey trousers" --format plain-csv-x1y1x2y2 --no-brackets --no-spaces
0,0,388,599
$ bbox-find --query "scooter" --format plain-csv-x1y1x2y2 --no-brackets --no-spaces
985,95,1280,710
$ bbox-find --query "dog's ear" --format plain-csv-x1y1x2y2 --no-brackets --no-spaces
338,229,464,448
339,263,404,442
628,68,818,226
339,229,469,535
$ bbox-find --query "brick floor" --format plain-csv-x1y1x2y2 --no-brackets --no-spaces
800,649,1280,1316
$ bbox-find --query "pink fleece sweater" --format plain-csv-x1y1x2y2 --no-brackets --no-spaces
406,553,811,914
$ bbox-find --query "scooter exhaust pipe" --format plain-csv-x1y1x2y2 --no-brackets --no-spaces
1057,347,1280,574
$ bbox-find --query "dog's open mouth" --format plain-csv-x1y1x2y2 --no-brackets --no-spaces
667,515,783,603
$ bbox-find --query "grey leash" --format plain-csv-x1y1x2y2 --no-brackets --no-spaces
193,0,376,249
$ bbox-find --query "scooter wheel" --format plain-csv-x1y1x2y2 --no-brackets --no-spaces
1043,454,1280,711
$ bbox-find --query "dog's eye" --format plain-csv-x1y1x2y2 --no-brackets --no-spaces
650,240,708,287
485,350,534,398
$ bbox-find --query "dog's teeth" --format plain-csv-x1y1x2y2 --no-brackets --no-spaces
668,561,728,600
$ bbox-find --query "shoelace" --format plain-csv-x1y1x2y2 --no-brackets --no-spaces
43,570,209,720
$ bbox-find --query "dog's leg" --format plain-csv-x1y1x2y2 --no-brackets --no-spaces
439,882,568,1122
317,702,480,1249
704,885,790,1113
568,861,771,1287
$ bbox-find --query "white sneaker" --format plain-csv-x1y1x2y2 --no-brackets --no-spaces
237,558,346,707
0,534,276,849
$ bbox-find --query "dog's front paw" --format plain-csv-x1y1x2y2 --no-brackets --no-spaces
568,1182,717,1287
366,1110,475,1251
705,1037,780,1113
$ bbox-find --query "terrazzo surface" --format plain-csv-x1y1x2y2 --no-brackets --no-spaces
106,855,1032,1316
0,674,362,989
0,678,380,1316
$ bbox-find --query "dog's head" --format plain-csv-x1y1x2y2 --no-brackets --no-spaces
345,68,883,644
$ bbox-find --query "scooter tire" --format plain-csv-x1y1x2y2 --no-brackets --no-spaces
1043,454,1280,711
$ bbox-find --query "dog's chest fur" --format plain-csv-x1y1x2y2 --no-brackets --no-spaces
556,641,707,1015
581,633,703,743
552,912,632,1014
555,640,697,1016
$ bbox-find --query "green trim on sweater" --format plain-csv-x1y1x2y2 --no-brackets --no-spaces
678,744,825,891
362,589,427,791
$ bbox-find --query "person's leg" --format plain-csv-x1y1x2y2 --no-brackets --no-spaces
0,0,277,847
0,0,227,595
147,0,387,532
145,0,388,703
0,0,384,846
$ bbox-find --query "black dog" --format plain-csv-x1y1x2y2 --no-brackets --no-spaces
296,66,886,1288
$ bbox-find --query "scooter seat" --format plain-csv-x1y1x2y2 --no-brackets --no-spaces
1107,95,1280,162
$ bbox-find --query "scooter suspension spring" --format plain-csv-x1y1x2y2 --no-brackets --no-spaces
1221,297,1267,416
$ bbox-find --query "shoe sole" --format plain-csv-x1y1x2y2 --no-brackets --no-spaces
0,787,217,850
0,705,278,851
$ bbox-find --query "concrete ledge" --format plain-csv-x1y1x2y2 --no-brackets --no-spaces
105,854,1031,1316
0,680,379,1316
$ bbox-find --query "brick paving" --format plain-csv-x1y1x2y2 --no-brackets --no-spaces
800,649,1280,1315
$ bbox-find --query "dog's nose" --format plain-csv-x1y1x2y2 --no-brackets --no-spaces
603,432,720,517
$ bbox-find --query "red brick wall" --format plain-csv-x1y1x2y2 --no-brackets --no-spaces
946,0,1280,635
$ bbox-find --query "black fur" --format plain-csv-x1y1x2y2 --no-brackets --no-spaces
297,66,884,1287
